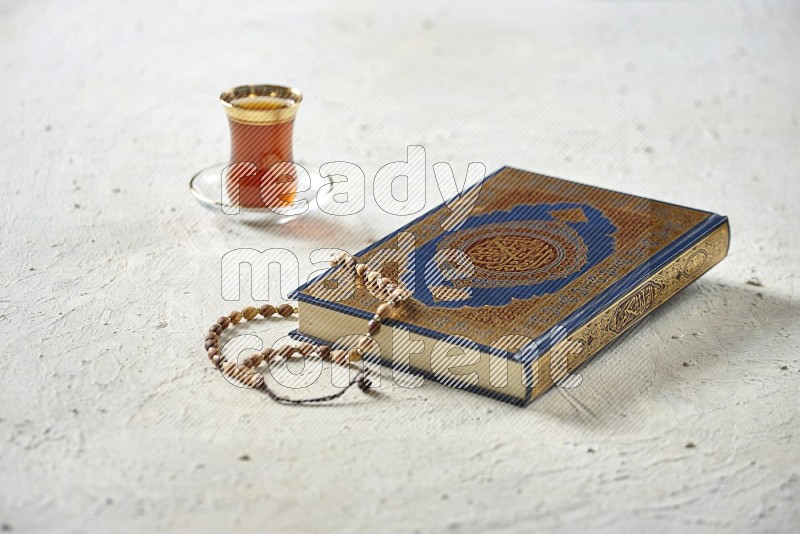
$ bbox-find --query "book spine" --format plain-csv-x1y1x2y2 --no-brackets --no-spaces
527,219,730,404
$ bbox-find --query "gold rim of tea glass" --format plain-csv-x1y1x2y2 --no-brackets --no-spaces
220,84,303,125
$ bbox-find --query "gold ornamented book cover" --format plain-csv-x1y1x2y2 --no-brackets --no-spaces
291,167,730,405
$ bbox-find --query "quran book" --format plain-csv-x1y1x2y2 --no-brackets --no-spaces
292,167,730,405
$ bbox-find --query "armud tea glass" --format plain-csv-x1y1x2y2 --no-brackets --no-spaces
219,84,303,210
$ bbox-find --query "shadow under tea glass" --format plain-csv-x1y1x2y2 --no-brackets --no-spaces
220,84,303,209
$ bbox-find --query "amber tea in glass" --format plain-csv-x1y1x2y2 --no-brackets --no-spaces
220,85,303,209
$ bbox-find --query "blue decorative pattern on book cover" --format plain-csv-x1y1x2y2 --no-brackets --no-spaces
409,202,617,309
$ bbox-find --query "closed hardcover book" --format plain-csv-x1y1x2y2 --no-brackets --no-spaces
292,167,730,405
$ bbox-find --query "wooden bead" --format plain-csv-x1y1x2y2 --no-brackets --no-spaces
379,277,392,288
236,371,252,384
376,303,394,320
226,364,246,380
277,345,296,358
348,348,363,361
211,353,223,367
241,355,262,368
247,373,265,388
298,342,314,355
330,349,347,364
205,331,219,342
367,319,381,336
277,304,294,317
389,287,408,301
260,347,275,361
318,345,330,359
207,346,220,360
357,336,375,352
216,316,231,329
344,255,356,268
357,376,372,392
259,304,276,317
209,323,222,335
204,339,218,350
366,271,381,283
229,310,242,324
355,264,368,277
242,306,258,320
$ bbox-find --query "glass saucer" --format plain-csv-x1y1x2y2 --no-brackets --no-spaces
190,162,323,225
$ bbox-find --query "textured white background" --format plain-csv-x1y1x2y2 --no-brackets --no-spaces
1,0,799,532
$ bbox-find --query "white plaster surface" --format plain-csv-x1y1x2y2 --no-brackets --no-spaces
1,0,799,532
